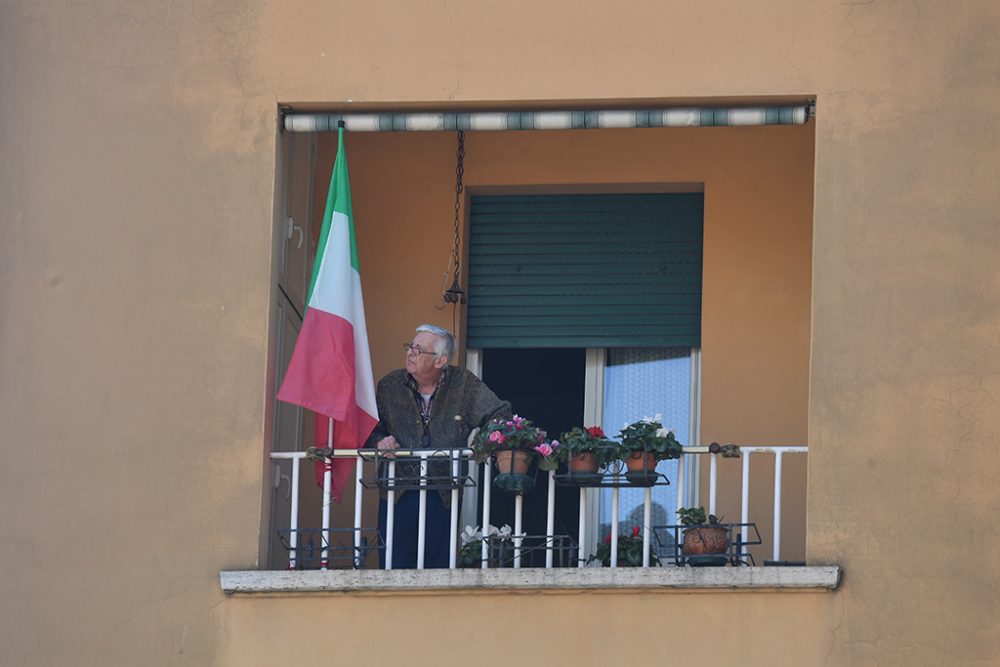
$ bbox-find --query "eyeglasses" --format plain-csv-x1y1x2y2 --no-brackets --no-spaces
404,342,438,356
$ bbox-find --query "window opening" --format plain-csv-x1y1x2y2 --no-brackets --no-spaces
480,348,585,565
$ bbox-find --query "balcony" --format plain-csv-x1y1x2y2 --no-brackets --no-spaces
221,445,840,593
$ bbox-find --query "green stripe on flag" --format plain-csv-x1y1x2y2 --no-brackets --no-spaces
307,127,359,304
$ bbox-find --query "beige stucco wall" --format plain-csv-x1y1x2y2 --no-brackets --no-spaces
222,590,834,665
2,1,998,666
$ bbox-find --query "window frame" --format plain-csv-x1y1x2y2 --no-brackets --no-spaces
465,345,702,557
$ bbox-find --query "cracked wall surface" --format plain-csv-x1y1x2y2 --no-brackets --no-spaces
2,0,999,665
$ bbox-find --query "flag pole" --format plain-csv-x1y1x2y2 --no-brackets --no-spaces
325,119,345,570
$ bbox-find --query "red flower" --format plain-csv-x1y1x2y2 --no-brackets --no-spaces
585,426,605,438
603,532,612,544
631,526,641,537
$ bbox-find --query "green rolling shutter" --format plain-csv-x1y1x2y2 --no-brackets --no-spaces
467,193,703,348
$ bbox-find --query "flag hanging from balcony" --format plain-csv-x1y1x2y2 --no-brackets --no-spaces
277,126,378,502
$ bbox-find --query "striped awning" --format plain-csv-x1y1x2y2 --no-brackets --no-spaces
284,105,812,132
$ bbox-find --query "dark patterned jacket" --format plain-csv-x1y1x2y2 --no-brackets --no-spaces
364,366,511,505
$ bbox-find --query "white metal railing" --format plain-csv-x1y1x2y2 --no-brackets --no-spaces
270,446,807,570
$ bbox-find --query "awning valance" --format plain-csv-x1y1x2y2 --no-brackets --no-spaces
283,104,812,132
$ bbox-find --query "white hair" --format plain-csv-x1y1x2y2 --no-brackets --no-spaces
415,324,455,361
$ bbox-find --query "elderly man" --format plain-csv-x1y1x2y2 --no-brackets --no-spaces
365,324,511,568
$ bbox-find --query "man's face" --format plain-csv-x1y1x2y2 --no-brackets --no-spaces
405,331,445,376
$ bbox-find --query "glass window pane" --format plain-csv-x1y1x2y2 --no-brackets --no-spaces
600,348,691,543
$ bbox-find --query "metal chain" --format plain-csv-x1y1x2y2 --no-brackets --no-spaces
441,130,466,305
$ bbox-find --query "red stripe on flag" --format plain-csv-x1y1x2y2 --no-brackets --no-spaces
278,309,377,502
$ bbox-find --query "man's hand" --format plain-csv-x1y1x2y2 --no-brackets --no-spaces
376,435,399,459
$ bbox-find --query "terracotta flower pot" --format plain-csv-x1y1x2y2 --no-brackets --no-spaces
570,451,599,472
567,451,602,485
494,449,534,493
494,449,532,475
682,525,729,556
624,450,658,485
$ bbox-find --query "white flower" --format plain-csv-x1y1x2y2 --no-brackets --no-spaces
454,414,462,420
482,524,513,541
656,427,674,438
461,525,482,545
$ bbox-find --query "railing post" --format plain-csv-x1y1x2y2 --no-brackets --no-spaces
675,454,685,517
577,487,587,567
353,457,363,568
417,453,428,570
288,456,300,570
450,450,459,569
610,476,619,567
773,450,784,562
481,458,491,568
320,458,332,570
741,450,751,550
709,452,718,516
386,460,396,570
545,470,555,568
513,495,523,569
642,486,652,567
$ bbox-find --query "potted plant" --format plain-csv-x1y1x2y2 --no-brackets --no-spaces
677,506,729,561
588,525,660,567
616,414,683,485
471,415,557,492
459,524,513,568
558,425,616,483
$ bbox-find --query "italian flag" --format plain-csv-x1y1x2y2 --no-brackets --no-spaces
277,126,378,502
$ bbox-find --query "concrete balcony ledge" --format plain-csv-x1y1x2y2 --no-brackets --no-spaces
220,565,841,595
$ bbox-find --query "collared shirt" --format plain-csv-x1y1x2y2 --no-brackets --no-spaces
403,369,445,438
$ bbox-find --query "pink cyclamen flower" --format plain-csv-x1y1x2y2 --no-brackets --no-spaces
489,431,506,444
604,533,613,544
631,526,641,537
534,443,553,457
